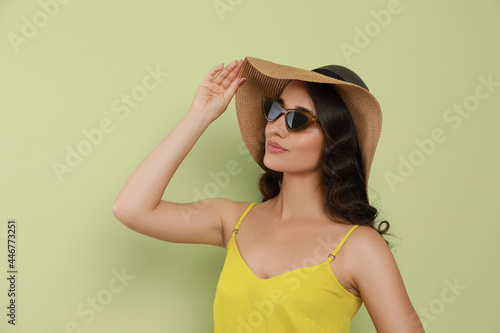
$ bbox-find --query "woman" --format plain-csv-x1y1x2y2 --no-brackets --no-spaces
113,57,424,332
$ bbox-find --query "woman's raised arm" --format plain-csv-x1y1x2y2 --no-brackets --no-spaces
112,60,246,247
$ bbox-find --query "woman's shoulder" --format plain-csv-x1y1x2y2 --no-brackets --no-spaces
215,199,258,245
345,225,391,255
217,198,257,218
341,224,396,280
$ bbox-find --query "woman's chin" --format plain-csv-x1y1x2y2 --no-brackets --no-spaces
263,155,284,172
263,154,298,173
263,160,278,172
263,154,322,175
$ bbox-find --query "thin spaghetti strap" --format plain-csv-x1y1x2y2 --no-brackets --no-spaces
328,225,359,260
232,203,257,235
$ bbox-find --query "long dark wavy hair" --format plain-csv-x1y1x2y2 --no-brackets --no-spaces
258,81,390,239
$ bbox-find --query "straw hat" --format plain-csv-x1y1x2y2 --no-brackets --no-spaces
235,56,382,190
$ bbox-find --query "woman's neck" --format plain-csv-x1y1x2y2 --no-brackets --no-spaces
269,170,326,224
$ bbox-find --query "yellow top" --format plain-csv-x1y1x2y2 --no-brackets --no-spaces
213,203,363,332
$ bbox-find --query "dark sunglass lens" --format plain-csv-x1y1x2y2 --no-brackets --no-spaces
286,112,309,130
264,100,283,120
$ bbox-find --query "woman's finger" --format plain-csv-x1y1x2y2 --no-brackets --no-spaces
220,60,243,90
225,75,246,99
212,60,238,85
203,63,225,82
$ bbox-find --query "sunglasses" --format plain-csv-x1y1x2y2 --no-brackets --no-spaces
261,96,320,132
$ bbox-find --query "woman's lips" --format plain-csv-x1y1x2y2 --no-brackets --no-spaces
267,140,288,153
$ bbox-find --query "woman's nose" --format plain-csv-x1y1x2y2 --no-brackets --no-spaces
267,114,288,136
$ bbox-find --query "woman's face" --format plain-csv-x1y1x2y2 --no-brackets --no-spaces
263,80,325,174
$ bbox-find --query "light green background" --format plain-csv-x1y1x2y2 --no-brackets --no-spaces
1,0,499,332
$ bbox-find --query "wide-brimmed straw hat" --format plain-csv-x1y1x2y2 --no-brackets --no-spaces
235,56,382,192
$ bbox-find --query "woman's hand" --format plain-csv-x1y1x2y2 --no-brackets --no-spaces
189,60,245,123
